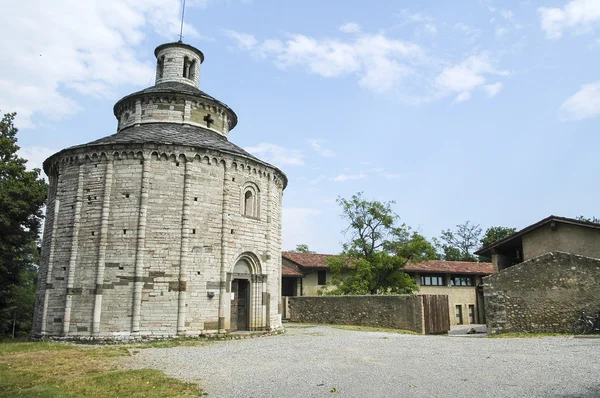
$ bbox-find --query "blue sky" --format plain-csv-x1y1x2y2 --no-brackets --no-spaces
2,0,599,254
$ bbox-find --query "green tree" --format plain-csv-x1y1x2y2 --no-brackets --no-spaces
292,244,315,253
576,215,600,224
439,221,482,261
480,226,516,248
326,192,436,295
0,112,48,337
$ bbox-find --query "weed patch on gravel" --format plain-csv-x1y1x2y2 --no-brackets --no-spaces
487,332,570,338
331,325,418,334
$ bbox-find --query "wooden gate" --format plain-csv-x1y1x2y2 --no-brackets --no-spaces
421,295,450,334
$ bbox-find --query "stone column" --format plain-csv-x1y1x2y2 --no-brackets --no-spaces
217,162,230,333
92,158,113,336
62,163,84,336
132,156,150,335
40,171,61,336
134,100,142,125
266,174,272,258
177,156,191,335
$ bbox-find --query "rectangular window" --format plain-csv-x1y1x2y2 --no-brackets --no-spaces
420,274,445,286
317,270,327,286
455,305,463,325
468,305,475,324
450,275,473,286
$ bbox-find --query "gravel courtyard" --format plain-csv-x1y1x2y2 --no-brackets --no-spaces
124,324,600,397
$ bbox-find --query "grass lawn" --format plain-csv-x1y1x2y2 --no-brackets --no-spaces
0,340,203,397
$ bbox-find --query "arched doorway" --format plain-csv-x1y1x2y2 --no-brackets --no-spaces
230,259,252,332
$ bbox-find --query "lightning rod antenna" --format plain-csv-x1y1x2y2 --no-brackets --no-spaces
179,0,186,42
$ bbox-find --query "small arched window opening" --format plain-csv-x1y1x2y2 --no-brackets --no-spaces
189,60,196,80
244,190,254,217
183,56,193,79
157,55,165,78
242,183,260,218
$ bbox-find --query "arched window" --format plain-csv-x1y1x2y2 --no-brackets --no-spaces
241,183,260,218
244,191,254,216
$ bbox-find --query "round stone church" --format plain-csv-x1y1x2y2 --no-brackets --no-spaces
32,42,287,340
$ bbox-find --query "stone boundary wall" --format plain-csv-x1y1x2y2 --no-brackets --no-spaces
484,251,600,334
288,295,426,334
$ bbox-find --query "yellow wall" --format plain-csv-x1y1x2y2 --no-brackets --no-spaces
302,270,333,296
523,223,600,261
415,274,483,326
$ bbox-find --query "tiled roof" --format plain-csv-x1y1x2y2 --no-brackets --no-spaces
113,82,238,129
281,251,336,269
404,260,494,275
282,264,304,277
43,123,288,188
65,123,256,157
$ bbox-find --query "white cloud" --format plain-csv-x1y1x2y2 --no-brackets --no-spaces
455,23,481,41
400,11,437,36
225,29,423,94
484,82,503,97
0,0,204,128
382,172,403,179
308,139,335,157
500,10,514,21
435,53,508,102
330,173,366,182
18,146,57,173
223,29,258,50
455,92,471,103
424,23,438,35
244,143,304,166
339,22,361,34
282,207,322,250
495,27,509,38
539,0,600,39
559,81,600,120
225,29,508,101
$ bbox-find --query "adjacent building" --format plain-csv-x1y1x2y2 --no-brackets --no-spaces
403,260,493,326
475,215,600,334
280,251,493,326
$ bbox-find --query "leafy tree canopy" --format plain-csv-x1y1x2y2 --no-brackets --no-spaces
439,221,482,262
292,244,315,253
480,226,517,248
0,112,48,336
326,192,438,295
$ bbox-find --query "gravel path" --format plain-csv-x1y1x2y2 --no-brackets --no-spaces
123,324,600,397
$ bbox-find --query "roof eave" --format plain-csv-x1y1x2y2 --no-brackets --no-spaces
474,215,600,256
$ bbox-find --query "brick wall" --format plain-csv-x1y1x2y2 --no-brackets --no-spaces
484,251,600,334
288,295,426,334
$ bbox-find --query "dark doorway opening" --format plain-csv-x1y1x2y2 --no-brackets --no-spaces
476,285,486,324
281,277,297,296
230,279,250,331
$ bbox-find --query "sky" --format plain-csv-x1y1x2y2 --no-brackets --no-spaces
2,0,599,254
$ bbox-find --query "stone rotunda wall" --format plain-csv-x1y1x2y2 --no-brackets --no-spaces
32,42,286,340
